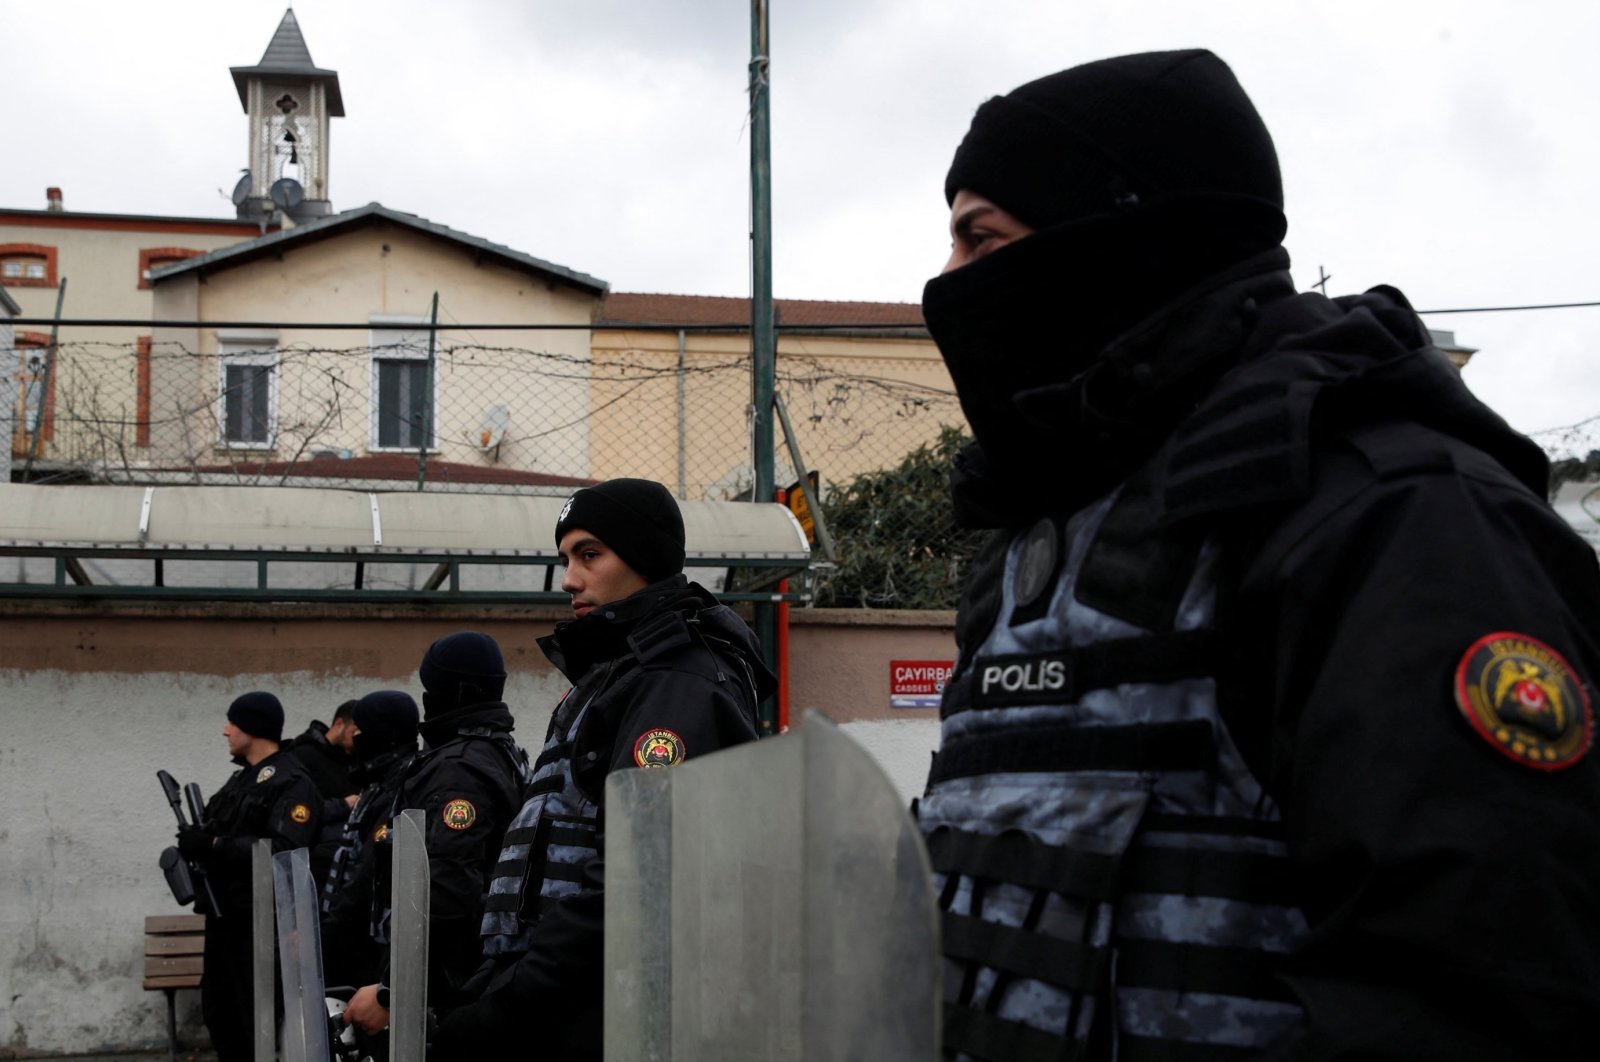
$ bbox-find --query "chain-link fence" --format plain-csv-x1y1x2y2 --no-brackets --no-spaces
6,331,974,605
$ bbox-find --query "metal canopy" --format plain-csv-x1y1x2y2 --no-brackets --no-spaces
0,484,812,603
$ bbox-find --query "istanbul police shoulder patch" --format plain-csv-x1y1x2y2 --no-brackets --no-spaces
289,803,311,824
1454,631,1594,771
255,765,276,784
633,728,686,768
441,798,477,830
1012,517,1060,610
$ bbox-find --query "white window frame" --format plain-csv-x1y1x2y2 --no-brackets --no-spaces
368,314,439,453
217,332,279,450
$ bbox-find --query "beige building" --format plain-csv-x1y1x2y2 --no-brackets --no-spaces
0,202,272,465
4,8,947,501
593,293,947,501
146,203,607,488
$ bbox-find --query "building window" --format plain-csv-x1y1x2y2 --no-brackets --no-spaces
138,247,203,289
12,332,54,458
218,341,278,448
0,243,57,288
370,317,436,451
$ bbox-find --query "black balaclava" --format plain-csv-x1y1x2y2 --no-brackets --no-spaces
554,478,686,583
923,50,1288,516
418,631,507,718
228,691,284,743
350,690,420,768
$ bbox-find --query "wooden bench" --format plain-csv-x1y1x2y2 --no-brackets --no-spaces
144,914,205,1062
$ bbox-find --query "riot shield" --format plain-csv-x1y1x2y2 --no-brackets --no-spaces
388,809,430,1062
273,847,330,1062
251,840,275,1062
605,710,940,1061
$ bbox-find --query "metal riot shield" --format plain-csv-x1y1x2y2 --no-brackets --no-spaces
273,847,331,1062
251,840,275,1062
605,710,940,1061
389,809,431,1062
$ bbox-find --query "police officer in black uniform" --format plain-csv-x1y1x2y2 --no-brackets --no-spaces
917,50,1600,1060
176,691,321,1062
321,690,421,990
429,477,773,1061
282,699,360,888
343,634,530,1034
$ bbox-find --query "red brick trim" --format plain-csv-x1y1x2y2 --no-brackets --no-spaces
136,336,153,447
139,247,204,289
0,212,264,237
0,243,57,288
15,331,55,441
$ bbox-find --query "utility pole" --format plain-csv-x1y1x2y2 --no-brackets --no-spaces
749,0,779,734
750,1,776,502
416,291,438,491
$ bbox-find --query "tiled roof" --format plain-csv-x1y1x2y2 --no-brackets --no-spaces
194,453,594,488
148,202,607,295
598,292,925,331
256,9,319,71
230,9,345,116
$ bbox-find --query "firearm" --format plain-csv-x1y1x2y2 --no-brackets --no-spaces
157,769,221,917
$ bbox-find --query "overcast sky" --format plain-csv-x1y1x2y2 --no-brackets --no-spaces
6,1,1599,450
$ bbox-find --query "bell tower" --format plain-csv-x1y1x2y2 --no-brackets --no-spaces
230,9,344,223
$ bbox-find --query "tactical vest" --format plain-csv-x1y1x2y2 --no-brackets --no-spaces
918,481,1308,1061
321,775,402,939
479,664,630,957
355,730,531,948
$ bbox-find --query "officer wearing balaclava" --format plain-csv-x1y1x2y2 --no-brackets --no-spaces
340,634,531,1036
320,690,421,990
919,50,1600,1060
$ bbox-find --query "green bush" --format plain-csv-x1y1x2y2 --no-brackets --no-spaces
812,426,988,609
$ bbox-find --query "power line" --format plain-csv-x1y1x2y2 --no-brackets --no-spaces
1419,300,1600,315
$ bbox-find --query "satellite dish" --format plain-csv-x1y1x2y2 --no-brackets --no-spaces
269,177,305,210
230,172,252,206
478,406,511,454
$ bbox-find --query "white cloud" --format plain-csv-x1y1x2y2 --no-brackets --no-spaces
5,0,1598,435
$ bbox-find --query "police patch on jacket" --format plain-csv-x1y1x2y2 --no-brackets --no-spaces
289,803,311,824
1012,517,1060,610
1455,631,1594,771
256,765,276,783
442,799,477,830
634,728,686,768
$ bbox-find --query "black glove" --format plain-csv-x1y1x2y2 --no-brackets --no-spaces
177,825,215,861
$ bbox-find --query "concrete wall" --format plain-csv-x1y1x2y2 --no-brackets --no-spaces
0,601,949,1055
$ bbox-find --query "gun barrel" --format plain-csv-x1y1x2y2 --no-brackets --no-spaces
185,783,206,828
157,770,190,828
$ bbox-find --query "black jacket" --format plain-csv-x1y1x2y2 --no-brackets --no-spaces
197,747,322,913
391,702,527,1004
1203,289,1600,1060
281,720,356,887
321,747,417,989
431,578,772,1061
953,280,1600,1059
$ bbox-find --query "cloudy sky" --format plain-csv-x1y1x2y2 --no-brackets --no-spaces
6,1,1599,450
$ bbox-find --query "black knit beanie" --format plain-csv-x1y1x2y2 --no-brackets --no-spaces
945,49,1283,236
554,478,686,582
418,631,506,711
351,690,420,757
227,691,284,743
